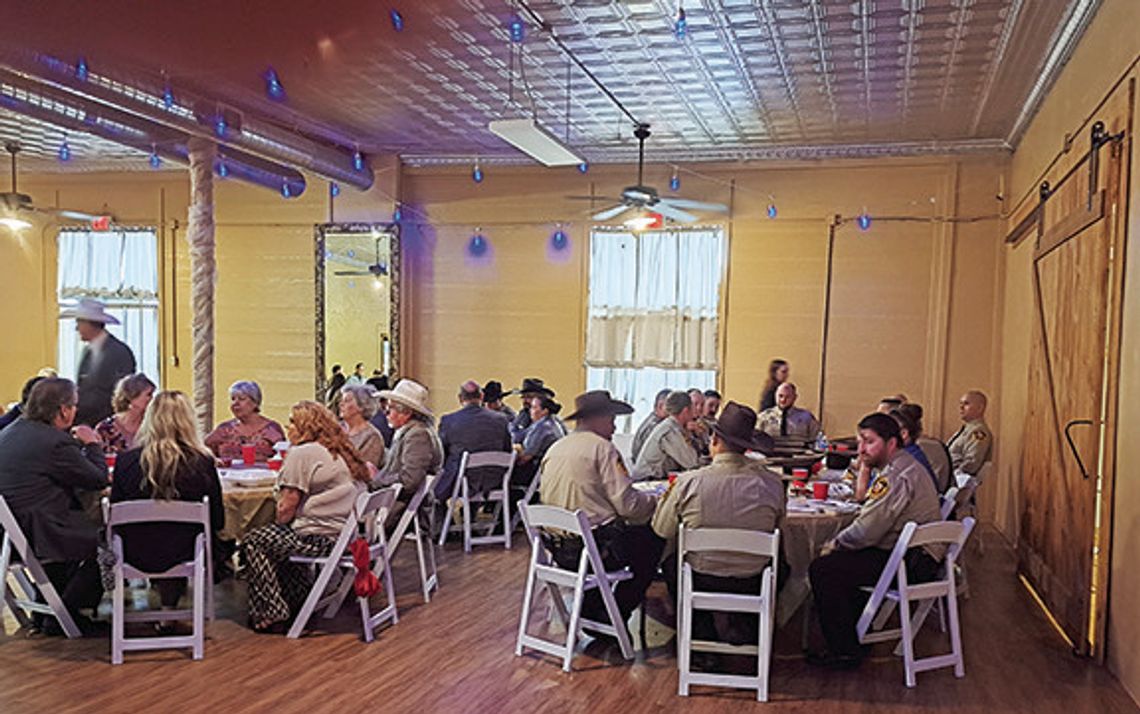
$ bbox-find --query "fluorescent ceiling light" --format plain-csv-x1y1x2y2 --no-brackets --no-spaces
0,216,32,231
488,118,584,167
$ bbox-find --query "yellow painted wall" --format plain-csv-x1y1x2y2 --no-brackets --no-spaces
403,157,1005,425
1002,0,1140,700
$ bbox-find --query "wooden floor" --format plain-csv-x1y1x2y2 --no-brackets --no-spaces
0,526,1136,713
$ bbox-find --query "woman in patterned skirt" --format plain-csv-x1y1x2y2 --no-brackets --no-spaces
241,401,369,633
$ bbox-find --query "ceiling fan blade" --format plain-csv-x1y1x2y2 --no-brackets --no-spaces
660,198,729,212
47,208,102,222
652,202,697,223
566,195,617,202
593,204,634,221
333,270,371,276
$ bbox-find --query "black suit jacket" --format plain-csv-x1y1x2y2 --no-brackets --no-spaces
436,404,511,499
0,419,109,562
76,331,137,426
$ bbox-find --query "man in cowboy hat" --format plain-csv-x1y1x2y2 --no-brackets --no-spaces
481,380,516,421
59,298,137,426
539,390,663,630
652,402,784,643
372,379,443,528
508,377,555,444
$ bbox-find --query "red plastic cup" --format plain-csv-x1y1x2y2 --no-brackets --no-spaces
792,480,806,492
812,481,830,500
811,460,824,475
836,443,849,452
792,468,809,479
241,445,257,465
268,458,283,472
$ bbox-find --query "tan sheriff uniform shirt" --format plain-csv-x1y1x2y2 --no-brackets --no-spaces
630,413,663,463
757,406,821,441
539,430,656,528
917,437,953,493
834,448,944,559
633,417,700,481
946,418,992,476
652,452,785,577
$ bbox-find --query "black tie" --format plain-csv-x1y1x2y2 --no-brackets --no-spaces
780,409,788,436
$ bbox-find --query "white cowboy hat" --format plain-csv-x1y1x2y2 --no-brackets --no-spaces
59,298,120,325
377,378,433,418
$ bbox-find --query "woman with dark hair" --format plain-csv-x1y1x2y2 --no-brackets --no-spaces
110,391,223,611
512,395,565,490
242,401,369,633
759,359,789,412
95,373,156,453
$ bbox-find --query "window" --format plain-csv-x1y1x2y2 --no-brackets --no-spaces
585,227,725,432
57,228,160,382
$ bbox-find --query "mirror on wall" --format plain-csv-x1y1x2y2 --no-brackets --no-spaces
314,223,400,402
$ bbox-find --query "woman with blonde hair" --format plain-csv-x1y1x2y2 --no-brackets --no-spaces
110,391,224,610
95,373,156,453
241,400,369,633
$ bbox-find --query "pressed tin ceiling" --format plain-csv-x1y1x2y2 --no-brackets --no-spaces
0,0,1102,171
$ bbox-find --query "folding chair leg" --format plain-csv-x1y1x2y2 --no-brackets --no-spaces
947,591,965,677
677,570,693,696
461,480,472,554
192,553,205,660
899,592,917,688
598,577,634,660
413,518,435,603
758,572,774,702
288,554,343,639
515,551,539,656
563,578,586,672
111,568,126,665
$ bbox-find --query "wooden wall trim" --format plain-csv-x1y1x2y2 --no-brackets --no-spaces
923,163,960,437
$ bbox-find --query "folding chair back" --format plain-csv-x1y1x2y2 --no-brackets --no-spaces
857,517,977,687
677,525,780,702
388,475,439,603
940,487,959,520
105,496,212,663
438,451,515,552
514,503,636,671
0,496,81,638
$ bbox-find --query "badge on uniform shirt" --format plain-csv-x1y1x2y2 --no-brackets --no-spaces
972,430,987,442
616,456,630,478
869,478,890,500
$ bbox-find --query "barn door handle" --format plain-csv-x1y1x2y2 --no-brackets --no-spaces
1063,419,1095,480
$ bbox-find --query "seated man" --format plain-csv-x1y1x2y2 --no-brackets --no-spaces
808,413,943,669
686,388,711,455
509,378,555,444
947,390,993,476
888,408,941,493
758,383,821,444
702,389,722,420
652,402,786,643
481,380,516,421
0,378,109,634
540,390,662,629
632,391,700,481
435,380,511,501
630,388,670,463
898,402,952,493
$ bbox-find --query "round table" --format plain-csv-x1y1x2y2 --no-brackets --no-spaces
219,467,277,541
777,499,858,625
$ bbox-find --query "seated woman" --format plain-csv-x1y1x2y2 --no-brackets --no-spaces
204,381,285,463
339,384,385,469
241,401,369,633
372,379,443,529
95,373,156,453
110,391,224,612
512,395,564,489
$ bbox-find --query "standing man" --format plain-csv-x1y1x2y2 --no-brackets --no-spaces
631,388,671,463
946,390,993,476
758,383,820,443
540,390,661,632
346,363,367,386
633,391,700,481
807,413,942,669
435,380,511,501
509,378,555,444
60,298,136,427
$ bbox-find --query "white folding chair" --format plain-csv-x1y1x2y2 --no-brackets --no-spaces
856,517,976,687
514,503,636,672
104,496,213,663
676,525,780,702
438,451,515,552
940,487,959,520
508,458,544,535
0,496,81,638
387,475,439,603
287,485,401,640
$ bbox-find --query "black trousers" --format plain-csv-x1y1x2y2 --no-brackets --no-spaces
548,522,664,624
661,554,766,644
41,559,103,620
808,547,940,657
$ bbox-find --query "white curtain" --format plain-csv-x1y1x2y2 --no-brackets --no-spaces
586,226,724,433
57,229,160,383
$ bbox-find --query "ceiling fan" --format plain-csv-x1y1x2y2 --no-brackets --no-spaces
331,234,389,278
568,124,728,224
1,142,108,230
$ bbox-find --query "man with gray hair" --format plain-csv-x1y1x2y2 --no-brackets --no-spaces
435,380,511,501
632,390,700,481
630,388,671,462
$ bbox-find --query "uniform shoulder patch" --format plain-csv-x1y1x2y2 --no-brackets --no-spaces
615,456,630,478
869,478,890,500
972,430,988,442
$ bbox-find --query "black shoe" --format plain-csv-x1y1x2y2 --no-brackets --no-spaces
806,650,863,670
42,614,108,637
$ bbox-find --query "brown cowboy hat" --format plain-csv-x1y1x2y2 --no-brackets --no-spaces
712,402,775,454
516,377,555,397
565,390,634,420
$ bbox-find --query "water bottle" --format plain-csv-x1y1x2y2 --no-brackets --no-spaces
816,432,828,453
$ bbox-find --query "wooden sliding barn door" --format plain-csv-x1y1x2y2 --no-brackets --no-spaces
1017,92,1131,658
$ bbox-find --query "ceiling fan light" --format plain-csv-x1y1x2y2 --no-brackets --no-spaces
0,216,33,231
624,212,662,231
489,118,583,167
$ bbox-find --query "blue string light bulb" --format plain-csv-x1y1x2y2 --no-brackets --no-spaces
163,84,175,109
857,210,872,231
149,146,162,169
352,149,364,172
472,160,484,184
58,138,71,162
75,58,89,81
390,10,404,32
281,181,292,199
468,230,488,257
669,168,680,191
551,227,569,251
766,196,777,219
214,114,227,138
217,159,229,178
264,67,286,101
508,14,525,43
674,5,687,39
578,162,588,174
330,182,341,198
393,203,403,223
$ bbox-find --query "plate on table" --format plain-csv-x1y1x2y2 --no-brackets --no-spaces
221,468,277,489
633,480,669,497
